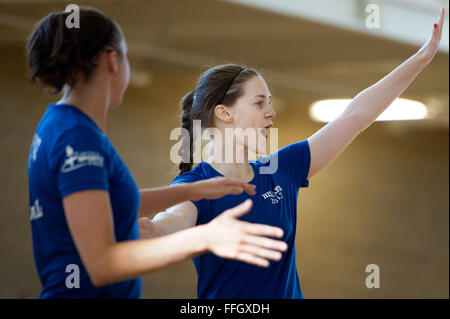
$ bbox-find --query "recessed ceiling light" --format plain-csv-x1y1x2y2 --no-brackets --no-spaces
309,98,428,122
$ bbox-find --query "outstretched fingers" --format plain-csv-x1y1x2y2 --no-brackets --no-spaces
242,221,284,238
222,199,253,218
438,8,445,40
225,186,246,196
433,7,445,40
223,177,256,195
234,252,270,268
438,7,445,32
243,234,288,252
239,244,283,261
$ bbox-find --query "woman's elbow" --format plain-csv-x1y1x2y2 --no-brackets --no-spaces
91,277,106,288
89,268,109,287
342,108,367,135
86,254,114,287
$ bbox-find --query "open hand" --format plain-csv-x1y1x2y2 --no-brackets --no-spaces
191,176,256,201
417,7,445,66
202,199,288,267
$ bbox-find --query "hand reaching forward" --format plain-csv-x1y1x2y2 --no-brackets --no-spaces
190,176,256,201
417,7,445,66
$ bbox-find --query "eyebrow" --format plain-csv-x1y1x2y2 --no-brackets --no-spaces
254,94,272,99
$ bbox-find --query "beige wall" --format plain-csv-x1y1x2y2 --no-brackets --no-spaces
0,47,448,298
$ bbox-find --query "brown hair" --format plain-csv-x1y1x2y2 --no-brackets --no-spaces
26,6,124,93
178,64,260,175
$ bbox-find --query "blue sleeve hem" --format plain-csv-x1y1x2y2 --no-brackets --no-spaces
300,139,311,188
171,177,205,216
60,183,109,199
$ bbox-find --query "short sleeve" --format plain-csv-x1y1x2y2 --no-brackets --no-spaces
50,126,109,198
263,139,311,188
171,170,207,216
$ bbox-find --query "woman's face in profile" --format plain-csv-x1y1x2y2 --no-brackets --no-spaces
227,76,277,155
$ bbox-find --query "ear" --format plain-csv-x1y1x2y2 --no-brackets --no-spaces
105,50,120,74
214,104,233,124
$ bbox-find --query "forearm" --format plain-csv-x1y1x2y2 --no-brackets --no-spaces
138,184,197,218
91,225,208,286
345,51,428,133
151,209,196,235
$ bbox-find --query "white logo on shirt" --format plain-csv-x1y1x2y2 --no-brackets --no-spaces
261,185,283,204
30,199,43,221
61,145,104,173
28,134,42,167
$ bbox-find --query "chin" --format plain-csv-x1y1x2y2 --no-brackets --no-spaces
251,139,268,156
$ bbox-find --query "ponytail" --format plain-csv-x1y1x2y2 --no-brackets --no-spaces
27,12,79,93
178,90,195,175
27,6,123,93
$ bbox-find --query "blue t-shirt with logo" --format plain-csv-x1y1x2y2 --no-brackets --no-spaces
27,103,142,298
172,140,311,299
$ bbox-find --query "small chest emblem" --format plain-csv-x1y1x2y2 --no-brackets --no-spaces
261,185,283,204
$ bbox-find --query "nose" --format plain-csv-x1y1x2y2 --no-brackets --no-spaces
267,104,277,119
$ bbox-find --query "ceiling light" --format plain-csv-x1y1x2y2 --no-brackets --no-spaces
309,98,428,122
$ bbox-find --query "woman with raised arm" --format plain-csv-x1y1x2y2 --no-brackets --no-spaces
141,8,446,298
26,6,288,299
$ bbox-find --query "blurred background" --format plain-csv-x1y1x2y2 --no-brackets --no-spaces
0,0,448,298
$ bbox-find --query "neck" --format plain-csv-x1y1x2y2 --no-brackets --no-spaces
58,77,110,132
206,140,254,183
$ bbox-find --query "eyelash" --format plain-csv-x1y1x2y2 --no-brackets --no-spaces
255,101,271,107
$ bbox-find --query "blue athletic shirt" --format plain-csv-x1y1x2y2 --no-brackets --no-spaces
172,140,311,299
27,103,142,298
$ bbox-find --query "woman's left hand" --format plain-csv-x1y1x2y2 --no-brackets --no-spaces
417,7,445,66
190,176,256,201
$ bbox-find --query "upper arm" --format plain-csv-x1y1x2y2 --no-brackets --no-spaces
152,200,198,235
156,171,207,234
307,111,361,180
63,190,115,283
52,126,112,284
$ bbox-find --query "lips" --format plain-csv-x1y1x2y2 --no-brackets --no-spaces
261,124,272,140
